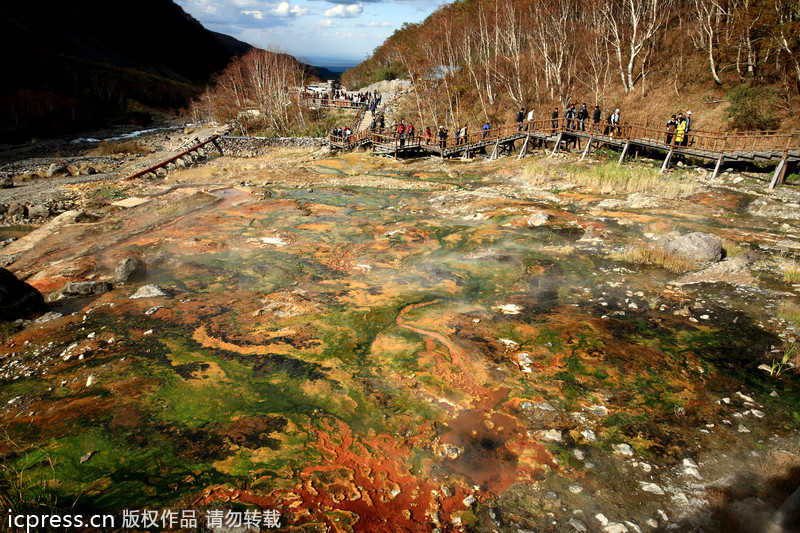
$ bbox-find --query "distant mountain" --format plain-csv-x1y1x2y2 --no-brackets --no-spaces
0,0,254,141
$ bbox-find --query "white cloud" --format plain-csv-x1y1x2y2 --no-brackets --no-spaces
271,2,308,17
242,9,264,19
367,21,391,27
324,4,362,18
320,18,333,26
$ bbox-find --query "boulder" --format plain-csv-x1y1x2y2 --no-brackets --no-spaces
27,204,50,219
114,257,146,283
46,163,66,177
7,203,27,218
63,281,113,296
664,232,723,263
66,164,81,177
0,268,46,321
0,175,13,189
130,284,167,299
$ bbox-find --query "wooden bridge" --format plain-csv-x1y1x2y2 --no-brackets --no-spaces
329,119,800,189
125,135,222,180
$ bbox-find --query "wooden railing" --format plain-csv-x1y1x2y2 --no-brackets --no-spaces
357,117,800,156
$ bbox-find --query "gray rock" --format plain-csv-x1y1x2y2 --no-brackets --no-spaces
114,257,146,283
130,284,167,299
0,175,13,189
66,164,81,177
63,281,113,296
47,163,66,177
27,204,50,219
664,232,723,263
0,267,46,321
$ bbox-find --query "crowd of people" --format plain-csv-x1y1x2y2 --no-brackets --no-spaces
331,97,696,151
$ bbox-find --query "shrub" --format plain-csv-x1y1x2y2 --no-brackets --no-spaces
726,85,780,131
611,245,698,273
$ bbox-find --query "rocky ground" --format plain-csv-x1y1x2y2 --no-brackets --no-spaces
0,138,799,533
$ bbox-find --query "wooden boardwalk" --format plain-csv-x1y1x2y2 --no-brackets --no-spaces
329,119,800,189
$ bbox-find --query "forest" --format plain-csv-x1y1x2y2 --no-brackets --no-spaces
341,0,800,132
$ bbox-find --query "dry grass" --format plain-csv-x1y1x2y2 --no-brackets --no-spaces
721,240,746,258
96,141,152,155
524,159,699,199
611,245,698,273
778,301,800,329
780,260,800,284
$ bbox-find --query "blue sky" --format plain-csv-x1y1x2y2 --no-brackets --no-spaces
176,0,445,66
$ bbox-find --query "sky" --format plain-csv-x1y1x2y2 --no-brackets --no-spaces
175,0,446,67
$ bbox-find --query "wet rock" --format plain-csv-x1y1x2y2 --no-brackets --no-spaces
63,281,112,296
537,429,563,442
34,311,63,324
66,164,81,177
526,211,550,227
0,175,13,189
613,443,634,456
596,198,624,209
639,482,665,495
682,458,702,479
568,518,588,532
603,524,629,533
0,268,46,321
664,232,723,263
114,257,146,283
130,284,167,299
671,253,757,287
747,198,800,221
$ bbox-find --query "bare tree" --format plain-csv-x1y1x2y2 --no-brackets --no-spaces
692,0,727,84
600,0,674,92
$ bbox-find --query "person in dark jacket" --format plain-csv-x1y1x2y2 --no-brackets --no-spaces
681,111,692,146
517,107,525,131
578,103,589,131
592,105,601,132
551,107,559,132
665,114,678,145
482,122,491,138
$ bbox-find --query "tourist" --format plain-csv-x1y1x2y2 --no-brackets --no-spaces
482,122,491,138
460,125,468,145
425,126,432,145
609,108,620,137
565,104,575,131
578,103,588,131
407,123,415,143
551,107,559,132
675,112,687,146
665,114,678,145
517,107,525,131
682,111,692,146
439,126,448,149
526,108,535,131
592,105,602,132
397,121,405,148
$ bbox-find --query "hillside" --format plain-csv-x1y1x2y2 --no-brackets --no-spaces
342,0,800,134
0,0,253,142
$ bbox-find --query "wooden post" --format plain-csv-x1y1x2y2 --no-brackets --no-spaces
618,141,630,166
517,134,530,160
769,155,788,190
211,138,224,155
490,139,500,160
711,154,724,180
660,147,674,174
580,136,593,160
550,132,563,157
